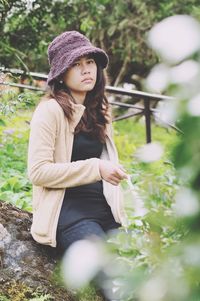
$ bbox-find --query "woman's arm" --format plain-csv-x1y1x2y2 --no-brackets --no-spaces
27,101,101,188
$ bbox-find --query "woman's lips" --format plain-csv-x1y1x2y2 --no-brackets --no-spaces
82,78,93,83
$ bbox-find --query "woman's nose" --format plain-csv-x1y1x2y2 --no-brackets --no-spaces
81,64,90,74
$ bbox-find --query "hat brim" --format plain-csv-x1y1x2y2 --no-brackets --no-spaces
47,46,108,85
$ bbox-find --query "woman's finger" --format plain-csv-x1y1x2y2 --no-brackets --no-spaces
110,175,121,185
115,168,128,180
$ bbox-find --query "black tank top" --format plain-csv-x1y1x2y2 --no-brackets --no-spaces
57,131,115,229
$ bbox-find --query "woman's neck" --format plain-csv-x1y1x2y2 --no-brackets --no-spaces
70,91,86,104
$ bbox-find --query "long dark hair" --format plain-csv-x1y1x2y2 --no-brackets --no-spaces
46,59,110,143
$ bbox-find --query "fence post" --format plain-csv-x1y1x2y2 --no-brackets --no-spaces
144,99,151,143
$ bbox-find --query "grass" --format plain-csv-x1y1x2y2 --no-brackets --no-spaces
114,117,180,164
0,109,33,211
114,118,180,214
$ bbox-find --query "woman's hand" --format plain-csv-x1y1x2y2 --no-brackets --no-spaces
99,160,128,185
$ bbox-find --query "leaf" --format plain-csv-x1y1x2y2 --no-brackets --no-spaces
0,119,6,126
107,25,117,36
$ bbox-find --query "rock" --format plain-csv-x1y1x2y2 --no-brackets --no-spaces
0,200,75,301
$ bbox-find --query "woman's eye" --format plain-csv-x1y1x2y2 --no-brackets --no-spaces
72,62,80,67
87,59,95,64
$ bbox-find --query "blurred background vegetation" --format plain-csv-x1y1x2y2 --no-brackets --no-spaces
1,0,200,85
1,1,200,301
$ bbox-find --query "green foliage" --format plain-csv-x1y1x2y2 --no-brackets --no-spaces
1,12,200,301
29,293,52,301
1,0,200,83
0,281,52,301
102,15,200,301
114,118,179,163
0,89,41,211
0,88,40,116
0,295,10,301
74,285,103,301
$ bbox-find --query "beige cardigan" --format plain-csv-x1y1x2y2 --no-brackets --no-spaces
28,98,127,247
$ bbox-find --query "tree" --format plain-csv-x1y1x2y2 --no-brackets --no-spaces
1,0,200,85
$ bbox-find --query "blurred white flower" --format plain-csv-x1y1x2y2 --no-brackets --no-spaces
146,60,199,94
123,82,136,91
148,15,200,64
154,100,178,127
134,195,148,217
140,276,167,301
135,142,163,163
26,0,35,11
126,175,148,217
184,244,200,267
146,64,170,93
188,93,200,116
170,60,200,84
175,188,200,216
62,239,105,289
134,219,143,226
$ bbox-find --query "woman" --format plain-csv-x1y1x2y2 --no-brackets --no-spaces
27,31,128,251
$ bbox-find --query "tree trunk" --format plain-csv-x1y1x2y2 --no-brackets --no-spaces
0,200,75,301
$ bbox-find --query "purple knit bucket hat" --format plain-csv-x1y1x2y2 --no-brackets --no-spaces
47,31,109,85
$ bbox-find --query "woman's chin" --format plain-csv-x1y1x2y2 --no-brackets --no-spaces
82,85,95,92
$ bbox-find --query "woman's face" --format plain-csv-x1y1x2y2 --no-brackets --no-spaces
63,55,97,99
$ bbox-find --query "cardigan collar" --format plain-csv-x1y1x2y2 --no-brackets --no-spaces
68,101,85,131
67,100,111,137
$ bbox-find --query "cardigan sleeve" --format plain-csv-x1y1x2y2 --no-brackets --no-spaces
27,101,102,189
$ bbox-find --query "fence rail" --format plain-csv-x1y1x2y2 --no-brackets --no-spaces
0,67,177,143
